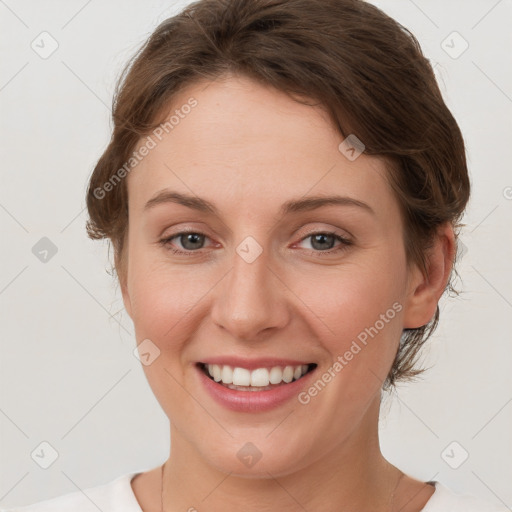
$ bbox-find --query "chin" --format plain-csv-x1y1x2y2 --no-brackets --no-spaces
196,433,314,479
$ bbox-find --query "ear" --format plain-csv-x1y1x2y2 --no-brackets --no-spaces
402,222,456,329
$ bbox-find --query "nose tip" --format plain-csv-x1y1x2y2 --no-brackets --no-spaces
210,250,289,340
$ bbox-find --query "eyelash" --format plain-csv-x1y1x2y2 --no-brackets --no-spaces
158,230,353,257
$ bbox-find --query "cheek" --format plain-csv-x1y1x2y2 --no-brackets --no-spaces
298,256,406,392
129,270,198,341
127,244,178,336
126,244,217,347
127,261,205,406
302,257,405,340
127,227,406,352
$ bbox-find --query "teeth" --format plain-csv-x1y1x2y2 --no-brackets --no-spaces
233,367,251,386
282,366,294,383
251,368,269,386
269,366,283,384
212,364,222,382
221,365,233,384
205,363,310,387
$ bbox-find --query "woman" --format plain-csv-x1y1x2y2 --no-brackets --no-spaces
6,0,507,510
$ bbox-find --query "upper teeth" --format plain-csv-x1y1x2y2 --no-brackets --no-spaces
206,364,309,386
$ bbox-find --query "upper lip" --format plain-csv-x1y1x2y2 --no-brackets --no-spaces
198,356,315,371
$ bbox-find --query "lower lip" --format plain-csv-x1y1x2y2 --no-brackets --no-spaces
196,364,316,413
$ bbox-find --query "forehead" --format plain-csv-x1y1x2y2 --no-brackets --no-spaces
127,75,399,221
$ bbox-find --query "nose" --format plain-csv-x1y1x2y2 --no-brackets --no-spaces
210,244,290,341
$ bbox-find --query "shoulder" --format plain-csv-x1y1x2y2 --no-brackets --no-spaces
0,472,142,512
422,481,509,512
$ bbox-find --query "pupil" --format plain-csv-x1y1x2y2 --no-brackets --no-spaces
182,233,203,250
312,233,334,251
180,233,334,251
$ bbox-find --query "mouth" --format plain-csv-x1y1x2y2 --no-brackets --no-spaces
197,362,318,392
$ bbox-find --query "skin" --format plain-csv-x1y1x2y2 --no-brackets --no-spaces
121,74,454,512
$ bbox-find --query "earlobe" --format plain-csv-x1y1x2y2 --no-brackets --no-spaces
402,223,456,329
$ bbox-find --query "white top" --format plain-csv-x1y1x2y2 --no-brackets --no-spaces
2,471,509,511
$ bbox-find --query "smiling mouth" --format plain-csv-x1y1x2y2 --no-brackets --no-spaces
198,362,317,391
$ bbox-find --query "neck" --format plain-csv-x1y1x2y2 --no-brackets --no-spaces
161,396,402,512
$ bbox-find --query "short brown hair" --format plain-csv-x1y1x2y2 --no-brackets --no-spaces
86,0,470,390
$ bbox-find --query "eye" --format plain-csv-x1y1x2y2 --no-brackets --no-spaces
295,231,353,255
159,231,212,255
160,229,352,257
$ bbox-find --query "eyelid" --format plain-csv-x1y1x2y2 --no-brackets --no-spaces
295,225,352,243
291,231,352,254
159,227,353,257
160,224,351,243
160,229,217,250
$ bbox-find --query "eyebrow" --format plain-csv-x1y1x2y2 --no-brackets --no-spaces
144,190,375,216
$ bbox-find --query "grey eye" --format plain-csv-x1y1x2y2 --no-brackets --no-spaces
179,233,205,250
308,233,337,251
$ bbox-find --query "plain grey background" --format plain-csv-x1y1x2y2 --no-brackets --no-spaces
1,0,511,509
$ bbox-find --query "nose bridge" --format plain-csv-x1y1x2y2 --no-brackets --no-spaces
211,235,288,339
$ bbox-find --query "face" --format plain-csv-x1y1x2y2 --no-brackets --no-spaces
121,74,426,477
